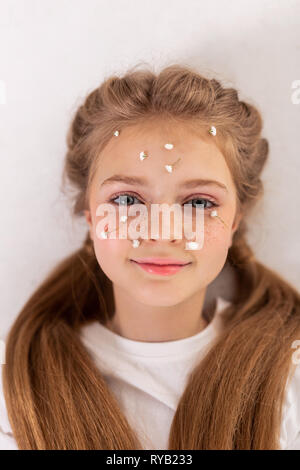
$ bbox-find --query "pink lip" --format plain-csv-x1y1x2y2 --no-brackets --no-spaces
131,257,190,266
130,258,192,276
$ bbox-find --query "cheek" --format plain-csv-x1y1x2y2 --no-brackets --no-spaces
204,221,231,246
194,217,231,261
190,220,231,284
93,237,128,281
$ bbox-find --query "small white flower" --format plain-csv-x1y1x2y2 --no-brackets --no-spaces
120,215,128,223
164,143,174,150
139,151,148,160
185,241,199,250
114,130,119,136
209,126,217,136
132,239,140,248
210,210,218,217
165,165,173,173
100,230,108,239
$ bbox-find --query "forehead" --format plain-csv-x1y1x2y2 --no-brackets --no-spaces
93,119,235,192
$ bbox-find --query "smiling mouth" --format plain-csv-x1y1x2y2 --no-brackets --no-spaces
132,261,191,266
130,257,192,266
130,260,192,276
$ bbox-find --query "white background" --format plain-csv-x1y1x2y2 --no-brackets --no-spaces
0,0,300,337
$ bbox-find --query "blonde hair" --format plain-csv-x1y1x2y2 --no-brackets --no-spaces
3,64,300,449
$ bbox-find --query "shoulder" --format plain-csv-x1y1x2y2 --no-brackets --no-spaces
0,366,18,450
280,363,300,449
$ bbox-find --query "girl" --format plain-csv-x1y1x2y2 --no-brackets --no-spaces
1,64,300,450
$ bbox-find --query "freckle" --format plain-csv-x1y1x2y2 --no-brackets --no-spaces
204,224,222,243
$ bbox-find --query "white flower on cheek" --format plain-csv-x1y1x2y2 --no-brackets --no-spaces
100,231,108,239
185,241,199,250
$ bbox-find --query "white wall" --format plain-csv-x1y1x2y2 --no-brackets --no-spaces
1,0,300,337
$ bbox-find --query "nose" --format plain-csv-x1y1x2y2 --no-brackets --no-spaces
148,238,182,245
147,235,182,244
144,210,183,245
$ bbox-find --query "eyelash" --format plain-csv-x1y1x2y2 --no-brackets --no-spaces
107,191,219,210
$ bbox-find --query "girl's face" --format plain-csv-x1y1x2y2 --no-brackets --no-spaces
85,119,241,307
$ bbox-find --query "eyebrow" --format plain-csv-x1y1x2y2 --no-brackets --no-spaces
100,174,228,193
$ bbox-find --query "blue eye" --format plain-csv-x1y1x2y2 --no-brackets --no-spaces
110,193,142,206
184,198,216,209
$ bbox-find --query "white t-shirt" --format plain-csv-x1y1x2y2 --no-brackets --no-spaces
1,296,300,449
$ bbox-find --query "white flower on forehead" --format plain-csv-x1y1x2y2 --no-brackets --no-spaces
185,241,199,250
164,157,181,173
164,143,174,150
139,151,148,161
114,130,120,136
132,239,140,248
